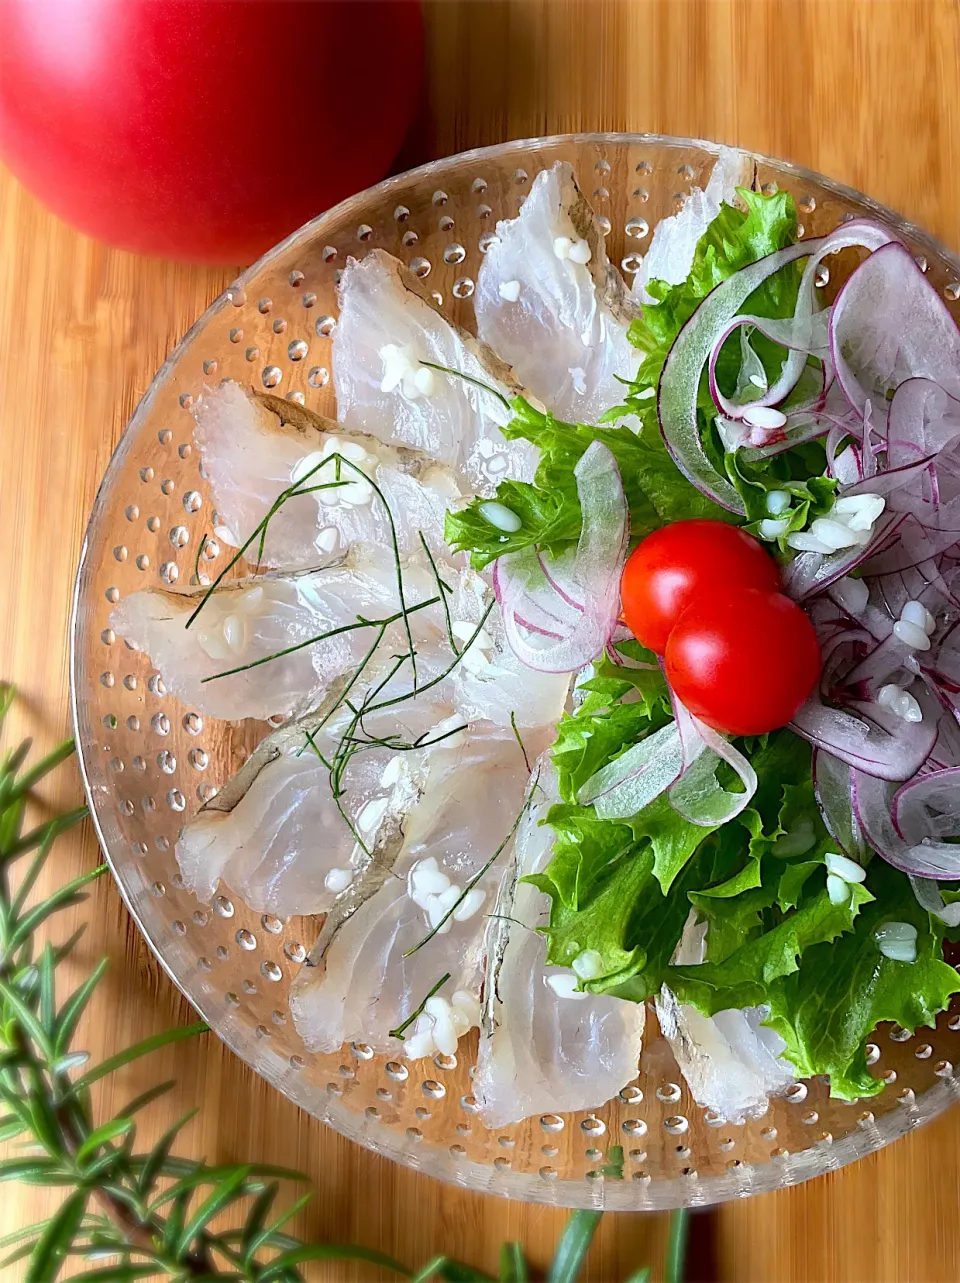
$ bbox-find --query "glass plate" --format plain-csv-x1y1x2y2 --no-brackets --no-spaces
70,133,960,1210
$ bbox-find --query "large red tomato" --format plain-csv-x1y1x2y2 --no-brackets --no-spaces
0,0,424,264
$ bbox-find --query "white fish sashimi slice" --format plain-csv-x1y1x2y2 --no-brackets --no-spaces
634,146,752,301
446,572,572,731
110,561,435,722
333,249,536,493
288,728,535,1057
474,162,640,426
175,700,449,916
474,763,645,1128
193,381,462,571
655,915,796,1124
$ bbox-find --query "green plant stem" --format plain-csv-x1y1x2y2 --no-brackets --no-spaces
664,1209,689,1283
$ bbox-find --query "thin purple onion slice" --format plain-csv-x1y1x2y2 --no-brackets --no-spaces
495,440,628,674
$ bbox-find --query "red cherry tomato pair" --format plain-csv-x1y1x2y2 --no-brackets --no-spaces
620,520,821,736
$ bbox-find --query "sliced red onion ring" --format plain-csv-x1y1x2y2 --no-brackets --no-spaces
852,765,960,879
830,242,960,416
909,876,960,926
708,309,832,422
789,682,939,781
495,441,628,673
667,698,757,826
577,722,685,819
812,748,867,859
659,221,897,512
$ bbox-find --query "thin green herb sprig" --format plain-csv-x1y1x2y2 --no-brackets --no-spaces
0,689,689,1279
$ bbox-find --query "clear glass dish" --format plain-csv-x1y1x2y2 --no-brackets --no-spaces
70,133,960,1211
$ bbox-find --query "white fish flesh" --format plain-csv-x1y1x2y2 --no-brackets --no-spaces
333,249,536,493
110,559,439,723
193,380,460,571
655,915,796,1123
474,763,646,1127
474,162,640,425
446,570,571,730
175,699,449,916
634,146,752,301
289,727,546,1057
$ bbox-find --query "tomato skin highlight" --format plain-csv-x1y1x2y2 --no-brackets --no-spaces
620,519,780,654
664,589,821,736
0,0,424,264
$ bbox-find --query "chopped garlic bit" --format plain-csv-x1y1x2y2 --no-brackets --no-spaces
498,279,521,302
765,489,792,516
324,867,353,894
478,500,522,533
759,517,790,541
826,873,850,905
787,490,886,556
743,405,787,430
825,851,866,884
553,235,591,265
545,972,588,1000
571,949,604,980
402,988,480,1060
877,683,923,723
875,920,918,963
379,342,439,402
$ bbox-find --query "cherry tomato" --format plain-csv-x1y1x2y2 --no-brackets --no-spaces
0,0,424,264
665,589,821,736
620,519,780,654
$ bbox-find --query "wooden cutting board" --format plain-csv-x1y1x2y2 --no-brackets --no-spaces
2,1,959,1277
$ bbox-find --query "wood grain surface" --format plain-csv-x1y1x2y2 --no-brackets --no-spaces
2,1,960,1278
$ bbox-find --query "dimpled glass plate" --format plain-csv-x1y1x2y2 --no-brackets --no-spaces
71,134,960,1210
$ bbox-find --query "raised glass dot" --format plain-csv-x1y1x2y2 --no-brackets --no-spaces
236,929,257,950
432,189,448,205
622,1118,647,1137
262,366,282,388
443,243,466,266
100,671,115,689
183,490,202,514
159,562,179,585
229,328,242,344
785,1083,808,1103
105,586,120,603
140,467,154,484
581,1116,605,1136
183,712,203,735
594,186,610,202
261,913,282,934
402,229,419,247
664,1115,689,1135
619,1086,643,1104
288,270,305,288
945,282,960,302
283,940,305,963
626,217,649,239
513,169,528,185
814,264,830,288
596,215,611,236
422,1079,445,1099
357,223,373,242
452,277,474,299
160,426,175,444
245,346,260,363
316,315,336,337
409,257,431,279
633,187,650,202
394,205,410,222
214,895,234,918
386,1061,408,1082
288,339,308,361
169,525,190,549
151,713,170,736
865,1043,881,1065
656,1082,681,1103
540,1114,564,1132
157,750,176,773
272,318,287,335
761,181,778,196
622,254,643,274
167,789,185,812
261,960,283,982
539,1166,557,1181
113,545,128,563
308,366,329,388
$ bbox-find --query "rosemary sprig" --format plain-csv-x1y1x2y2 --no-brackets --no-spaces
0,687,687,1280
510,711,531,774
388,974,451,1041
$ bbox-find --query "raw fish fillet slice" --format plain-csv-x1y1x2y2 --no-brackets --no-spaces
110,559,438,723
175,694,452,917
474,765,646,1127
333,249,536,493
446,571,572,731
193,381,461,571
289,727,542,1057
633,146,752,301
474,162,640,425
655,916,796,1124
